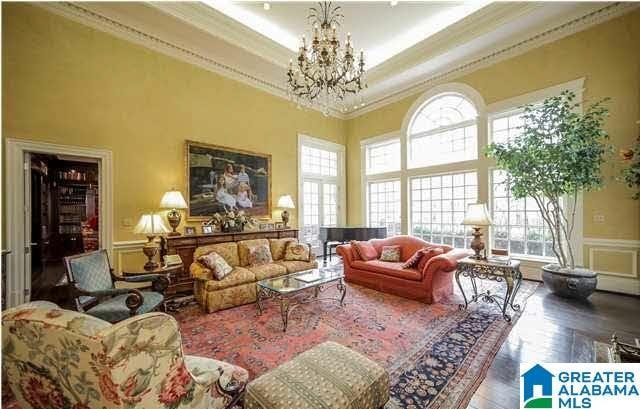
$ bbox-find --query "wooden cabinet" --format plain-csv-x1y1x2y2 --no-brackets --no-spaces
160,229,298,295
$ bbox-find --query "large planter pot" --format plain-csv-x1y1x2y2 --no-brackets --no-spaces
541,264,597,299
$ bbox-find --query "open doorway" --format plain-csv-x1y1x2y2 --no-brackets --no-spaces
4,139,113,309
28,154,100,305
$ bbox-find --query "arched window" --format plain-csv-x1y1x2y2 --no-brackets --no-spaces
408,93,478,168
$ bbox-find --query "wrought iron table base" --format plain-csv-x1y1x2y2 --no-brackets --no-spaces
256,279,347,331
455,260,523,323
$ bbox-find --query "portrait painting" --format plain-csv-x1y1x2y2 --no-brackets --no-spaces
187,140,271,219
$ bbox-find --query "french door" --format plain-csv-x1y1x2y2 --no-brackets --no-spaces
301,179,339,250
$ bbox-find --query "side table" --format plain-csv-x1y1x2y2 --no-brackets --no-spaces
123,264,193,312
455,257,523,322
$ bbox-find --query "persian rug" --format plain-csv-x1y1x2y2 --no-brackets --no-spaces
175,276,538,409
2,274,538,409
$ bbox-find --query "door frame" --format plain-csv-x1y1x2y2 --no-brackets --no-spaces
297,134,346,243
5,138,113,307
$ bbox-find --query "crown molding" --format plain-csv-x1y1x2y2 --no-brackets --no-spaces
149,2,294,69
36,2,346,120
34,2,638,121
344,2,639,119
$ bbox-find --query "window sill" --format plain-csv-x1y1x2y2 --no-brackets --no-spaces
509,254,557,265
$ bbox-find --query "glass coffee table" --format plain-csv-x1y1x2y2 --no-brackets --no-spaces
256,268,346,332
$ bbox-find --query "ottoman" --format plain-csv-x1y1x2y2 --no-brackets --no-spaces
245,341,390,409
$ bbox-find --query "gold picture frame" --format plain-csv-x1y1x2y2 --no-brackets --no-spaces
186,140,272,220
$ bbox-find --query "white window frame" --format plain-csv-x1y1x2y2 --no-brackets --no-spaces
486,78,585,265
409,169,479,248
297,134,346,246
407,92,479,169
365,177,402,237
365,137,401,175
358,79,584,266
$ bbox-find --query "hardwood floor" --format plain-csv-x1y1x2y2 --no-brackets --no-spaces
466,282,640,409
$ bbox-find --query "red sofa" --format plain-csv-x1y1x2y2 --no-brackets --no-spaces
336,235,470,304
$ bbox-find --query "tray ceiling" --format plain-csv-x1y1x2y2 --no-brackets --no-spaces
40,1,638,118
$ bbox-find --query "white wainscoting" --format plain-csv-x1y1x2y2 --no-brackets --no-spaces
516,238,640,295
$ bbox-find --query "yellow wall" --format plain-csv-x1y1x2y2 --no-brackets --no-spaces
2,3,346,245
2,4,640,282
346,9,640,242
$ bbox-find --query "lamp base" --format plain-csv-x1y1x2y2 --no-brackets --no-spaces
281,210,290,228
469,227,486,260
167,208,182,236
142,243,159,271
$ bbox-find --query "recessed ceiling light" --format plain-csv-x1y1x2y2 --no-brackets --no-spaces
390,1,399,6
263,2,270,11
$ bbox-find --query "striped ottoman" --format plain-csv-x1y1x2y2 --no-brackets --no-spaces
245,341,389,409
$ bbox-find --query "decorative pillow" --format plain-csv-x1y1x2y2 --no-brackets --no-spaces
379,245,401,262
417,247,445,271
270,238,297,260
350,240,378,261
402,248,426,269
248,243,273,266
197,252,233,280
284,242,311,262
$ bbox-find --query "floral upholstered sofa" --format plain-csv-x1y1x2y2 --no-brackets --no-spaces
190,238,318,313
1,301,248,409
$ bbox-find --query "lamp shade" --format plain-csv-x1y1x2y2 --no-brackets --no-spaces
277,195,295,209
461,203,493,226
159,190,188,209
133,214,170,235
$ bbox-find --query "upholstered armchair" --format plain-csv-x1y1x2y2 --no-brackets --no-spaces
2,302,248,409
64,249,169,323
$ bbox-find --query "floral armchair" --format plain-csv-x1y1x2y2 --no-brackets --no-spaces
2,301,248,409
64,249,169,323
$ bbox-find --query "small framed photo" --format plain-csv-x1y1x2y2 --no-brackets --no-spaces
202,225,214,234
184,226,196,235
274,222,285,230
259,222,275,231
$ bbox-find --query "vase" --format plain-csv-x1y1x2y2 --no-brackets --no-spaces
541,264,597,299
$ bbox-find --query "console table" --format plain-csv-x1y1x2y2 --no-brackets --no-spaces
160,229,298,296
455,257,523,322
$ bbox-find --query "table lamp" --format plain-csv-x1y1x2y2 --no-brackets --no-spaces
277,195,295,228
134,213,170,270
160,189,188,236
461,203,493,260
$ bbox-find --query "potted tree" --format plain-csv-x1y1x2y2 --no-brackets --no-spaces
486,90,610,299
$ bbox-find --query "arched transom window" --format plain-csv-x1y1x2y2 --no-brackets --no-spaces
408,93,478,168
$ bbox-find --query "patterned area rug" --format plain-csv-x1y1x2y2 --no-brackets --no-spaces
175,275,538,409
2,273,538,409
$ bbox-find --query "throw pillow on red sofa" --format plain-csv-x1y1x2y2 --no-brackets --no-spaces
417,247,445,271
350,240,379,261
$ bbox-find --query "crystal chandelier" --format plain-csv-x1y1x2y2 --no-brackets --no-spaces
286,2,366,115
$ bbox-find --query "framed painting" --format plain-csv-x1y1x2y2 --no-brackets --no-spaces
186,140,272,219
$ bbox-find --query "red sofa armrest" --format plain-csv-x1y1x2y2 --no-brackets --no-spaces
336,244,355,266
423,248,471,277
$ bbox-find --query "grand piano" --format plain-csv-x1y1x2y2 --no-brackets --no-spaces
319,226,387,263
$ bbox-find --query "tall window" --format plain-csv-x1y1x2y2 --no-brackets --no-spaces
365,139,400,175
490,110,524,144
408,93,478,168
360,80,582,260
491,170,556,258
299,136,344,250
410,171,477,248
301,145,338,176
367,180,401,237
